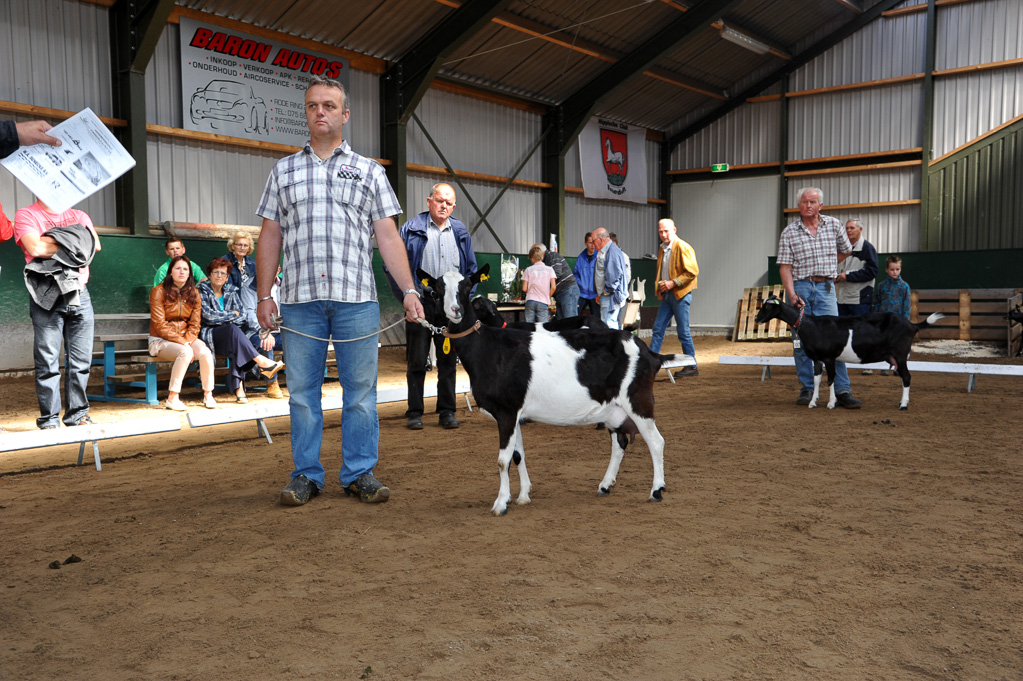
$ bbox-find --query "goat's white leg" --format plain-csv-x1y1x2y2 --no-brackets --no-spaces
632,415,667,502
899,385,910,409
513,427,531,505
827,382,838,409
598,433,625,496
809,373,821,409
491,418,521,516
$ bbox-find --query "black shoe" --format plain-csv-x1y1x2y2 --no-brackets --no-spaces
40,424,59,430
279,475,319,506
343,473,390,503
836,392,862,409
796,388,813,405
674,366,699,378
407,415,423,430
439,413,460,429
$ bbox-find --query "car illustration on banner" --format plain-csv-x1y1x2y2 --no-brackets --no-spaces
190,80,268,135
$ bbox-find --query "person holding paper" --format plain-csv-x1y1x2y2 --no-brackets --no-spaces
14,199,102,429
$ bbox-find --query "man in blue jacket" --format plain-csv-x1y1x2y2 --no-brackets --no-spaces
591,228,629,330
573,232,599,317
392,183,477,430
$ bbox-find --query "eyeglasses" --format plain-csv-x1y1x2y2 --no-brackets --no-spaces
211,271,229,277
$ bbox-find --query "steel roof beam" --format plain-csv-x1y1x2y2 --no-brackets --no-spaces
666,0,906,154
386,0,514,126
558,0,744,155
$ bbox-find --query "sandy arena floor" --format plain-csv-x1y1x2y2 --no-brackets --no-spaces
1,336,1021,680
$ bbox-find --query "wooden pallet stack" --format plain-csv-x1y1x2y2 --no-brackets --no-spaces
733,285,792,341
912,288,1023,355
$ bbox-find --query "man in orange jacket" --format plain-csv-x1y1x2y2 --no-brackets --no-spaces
651,218,700,377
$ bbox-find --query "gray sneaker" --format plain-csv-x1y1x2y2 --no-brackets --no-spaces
279,475,319,506
343,473,390,503
836,392,863,409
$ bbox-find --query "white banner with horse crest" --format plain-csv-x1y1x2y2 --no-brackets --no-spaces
578,117,648,205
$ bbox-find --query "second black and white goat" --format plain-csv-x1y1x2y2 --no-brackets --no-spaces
421,264,694,516
755,294,944,410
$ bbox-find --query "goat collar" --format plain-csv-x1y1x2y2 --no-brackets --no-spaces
443,320,482,338
791,306,805,329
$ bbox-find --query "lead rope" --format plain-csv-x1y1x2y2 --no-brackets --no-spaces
258,314,431,344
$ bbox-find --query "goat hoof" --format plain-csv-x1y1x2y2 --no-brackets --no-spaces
899,405,908,411
598,487,610,496
650,487,665,502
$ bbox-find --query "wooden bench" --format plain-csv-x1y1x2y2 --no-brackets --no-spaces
88,333,152,404
186,381,474,443
0,416,182,470
718,355,1023,393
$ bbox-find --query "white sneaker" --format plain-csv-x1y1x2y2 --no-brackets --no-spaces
165,398,187,411
203,395,219,409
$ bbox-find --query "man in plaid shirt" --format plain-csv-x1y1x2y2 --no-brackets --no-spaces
777,187,862,408
256,76,424,507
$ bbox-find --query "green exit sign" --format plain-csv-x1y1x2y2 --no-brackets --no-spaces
710,163,730,173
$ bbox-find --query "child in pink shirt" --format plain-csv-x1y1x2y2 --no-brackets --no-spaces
521,243,556,323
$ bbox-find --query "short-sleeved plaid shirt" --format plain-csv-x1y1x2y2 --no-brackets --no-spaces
777,214,851,280
256,141,400,305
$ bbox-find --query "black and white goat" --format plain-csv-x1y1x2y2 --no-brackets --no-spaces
471,295,608,332
421,264,694,516
755,293,944,410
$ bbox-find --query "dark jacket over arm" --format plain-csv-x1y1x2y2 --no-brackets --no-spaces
0,121,18,159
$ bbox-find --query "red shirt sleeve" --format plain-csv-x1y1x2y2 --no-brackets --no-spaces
0,204,12,242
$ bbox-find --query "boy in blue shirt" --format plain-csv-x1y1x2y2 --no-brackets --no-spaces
873,255,911,318
873,255,912,375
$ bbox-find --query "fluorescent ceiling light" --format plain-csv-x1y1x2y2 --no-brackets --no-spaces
719,25,771,55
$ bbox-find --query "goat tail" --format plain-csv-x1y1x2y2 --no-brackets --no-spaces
657,353,697,370
916,312,945,330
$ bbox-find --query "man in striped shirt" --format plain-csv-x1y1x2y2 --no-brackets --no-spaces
777,186,861,409
256,76,424,507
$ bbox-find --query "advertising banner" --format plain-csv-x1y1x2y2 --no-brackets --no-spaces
578,117,648,205
179,17,350,146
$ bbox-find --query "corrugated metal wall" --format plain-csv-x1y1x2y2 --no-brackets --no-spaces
933,0,1023,158
408,89,544,181
672,175,782,328
1,0,116,225
673,99,782,169
926,118,1023,250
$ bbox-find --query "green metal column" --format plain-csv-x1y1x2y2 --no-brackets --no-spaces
542,107,565,254
380,65,408,218
920,0,939,250
109,0,173,235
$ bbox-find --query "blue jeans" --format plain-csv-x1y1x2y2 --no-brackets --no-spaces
650,291,695,359
280,300,380,489
838,303,871,317
554,281,579,319
578,296,599,317
29,288,94,428
599,295,623,330
793,279,850,395
524,300,550,323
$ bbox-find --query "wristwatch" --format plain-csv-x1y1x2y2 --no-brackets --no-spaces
403,288,420,298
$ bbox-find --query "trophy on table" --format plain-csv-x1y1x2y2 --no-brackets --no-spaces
500,254,519,303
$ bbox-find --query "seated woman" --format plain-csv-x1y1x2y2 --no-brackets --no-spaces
198,257,284,403
149,256,217,411
225,230,285,399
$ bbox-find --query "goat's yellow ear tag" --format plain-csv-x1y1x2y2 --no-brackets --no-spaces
420,278,429,287
480,273,490,282
443,338,451,355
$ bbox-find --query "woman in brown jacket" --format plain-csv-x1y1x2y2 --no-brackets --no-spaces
149,255,217,411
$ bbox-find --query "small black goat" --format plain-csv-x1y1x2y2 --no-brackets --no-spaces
421,264,694,515
471,295,608,332
1007,305,1023,356
755,294,944,410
